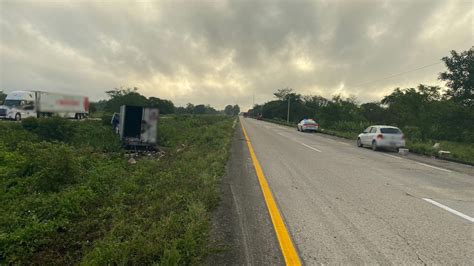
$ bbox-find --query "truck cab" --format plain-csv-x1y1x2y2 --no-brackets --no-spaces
0,91,37,120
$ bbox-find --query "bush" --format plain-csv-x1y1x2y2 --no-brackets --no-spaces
17,142,83,192
329,121,369,133
22,117,75,142
403,126,422,141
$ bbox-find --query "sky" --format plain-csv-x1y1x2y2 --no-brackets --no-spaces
0,0,472,110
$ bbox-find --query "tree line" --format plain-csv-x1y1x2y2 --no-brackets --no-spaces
88,87,239,116
247,47,473,143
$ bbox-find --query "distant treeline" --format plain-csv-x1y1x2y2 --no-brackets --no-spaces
248,47,473,143
89,87,240,116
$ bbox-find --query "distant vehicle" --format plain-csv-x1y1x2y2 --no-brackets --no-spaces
297,119,319,132
243,112,249,117
256,114,263,120
0,90,89,121
357,125,405,151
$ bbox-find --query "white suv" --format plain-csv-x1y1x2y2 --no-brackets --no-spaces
357,125,405,151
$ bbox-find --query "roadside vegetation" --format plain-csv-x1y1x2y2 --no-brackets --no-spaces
0,115,234,264
248,48,473,164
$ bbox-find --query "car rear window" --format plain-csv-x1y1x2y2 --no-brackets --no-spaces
380,128,401,134
303,120,316,124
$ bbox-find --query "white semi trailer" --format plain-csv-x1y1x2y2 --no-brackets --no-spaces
0,91,89,121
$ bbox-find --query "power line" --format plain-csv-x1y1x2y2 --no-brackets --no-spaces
350,61,443,88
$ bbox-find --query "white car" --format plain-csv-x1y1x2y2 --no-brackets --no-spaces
357,125,405,151
297,119,319,132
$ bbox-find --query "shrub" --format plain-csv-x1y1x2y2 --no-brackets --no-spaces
403,126,422,141
17,142,83,192
22,117,75,142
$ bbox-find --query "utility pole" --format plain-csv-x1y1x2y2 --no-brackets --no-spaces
287,95,290,123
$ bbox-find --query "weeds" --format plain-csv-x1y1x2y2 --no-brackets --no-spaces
0,115,234,264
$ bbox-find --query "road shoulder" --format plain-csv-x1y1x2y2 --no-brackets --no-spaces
207,122,284,265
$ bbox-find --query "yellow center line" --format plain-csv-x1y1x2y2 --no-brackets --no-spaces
240,119,302,266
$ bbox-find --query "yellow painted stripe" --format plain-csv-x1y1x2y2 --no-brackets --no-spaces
240,119,302,266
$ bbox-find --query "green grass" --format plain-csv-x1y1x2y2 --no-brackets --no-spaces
0,115,235,264
406,140,474,165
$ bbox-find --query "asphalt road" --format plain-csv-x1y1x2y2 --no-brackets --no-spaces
240,117,473,265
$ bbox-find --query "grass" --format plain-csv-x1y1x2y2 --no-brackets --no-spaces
0,115,235,264
406,140,474,165
259,118,474,165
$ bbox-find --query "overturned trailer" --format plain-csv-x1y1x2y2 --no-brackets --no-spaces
119,105,159,150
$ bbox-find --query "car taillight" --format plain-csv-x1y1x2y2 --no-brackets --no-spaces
377,134,384,139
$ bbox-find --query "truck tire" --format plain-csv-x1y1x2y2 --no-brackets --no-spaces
15,113,21,121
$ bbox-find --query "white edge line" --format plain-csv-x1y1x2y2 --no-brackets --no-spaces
338,141,350,146
300,142,322,153
382,153,402,160
423,198,474,223
416,162,451,173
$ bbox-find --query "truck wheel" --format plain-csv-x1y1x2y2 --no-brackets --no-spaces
15,113,21,121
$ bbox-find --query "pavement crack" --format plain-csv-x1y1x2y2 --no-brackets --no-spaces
393,230,427,265
362,206,427,265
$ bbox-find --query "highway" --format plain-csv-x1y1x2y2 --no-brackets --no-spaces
239,117,473,264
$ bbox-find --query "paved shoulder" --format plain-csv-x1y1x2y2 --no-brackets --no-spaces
208,122,284,265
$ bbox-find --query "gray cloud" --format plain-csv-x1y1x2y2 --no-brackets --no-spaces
1,0,472,110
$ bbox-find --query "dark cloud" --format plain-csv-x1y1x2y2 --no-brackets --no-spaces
0,0,472,109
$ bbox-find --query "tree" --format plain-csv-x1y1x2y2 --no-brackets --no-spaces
439,47,473,105
104,87,148,112
224,105,234,116
193,104,206,114
0,90,6,104
360,102,386,124
232,105,240,116
148,97,175,114
273,88,293,101
319,95,364,127
381,85,443,140
186,103,194,113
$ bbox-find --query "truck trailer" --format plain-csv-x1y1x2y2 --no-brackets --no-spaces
0,90,89,120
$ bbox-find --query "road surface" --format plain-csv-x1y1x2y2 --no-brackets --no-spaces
231,117,473,264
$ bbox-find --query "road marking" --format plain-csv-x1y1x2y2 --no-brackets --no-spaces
382,153,402,160
338,141,350,146
300,142,322,153
415,162,451,173
240,120,302,266
423,198,474,223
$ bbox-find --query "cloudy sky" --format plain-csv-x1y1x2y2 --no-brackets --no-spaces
0,0,472,110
